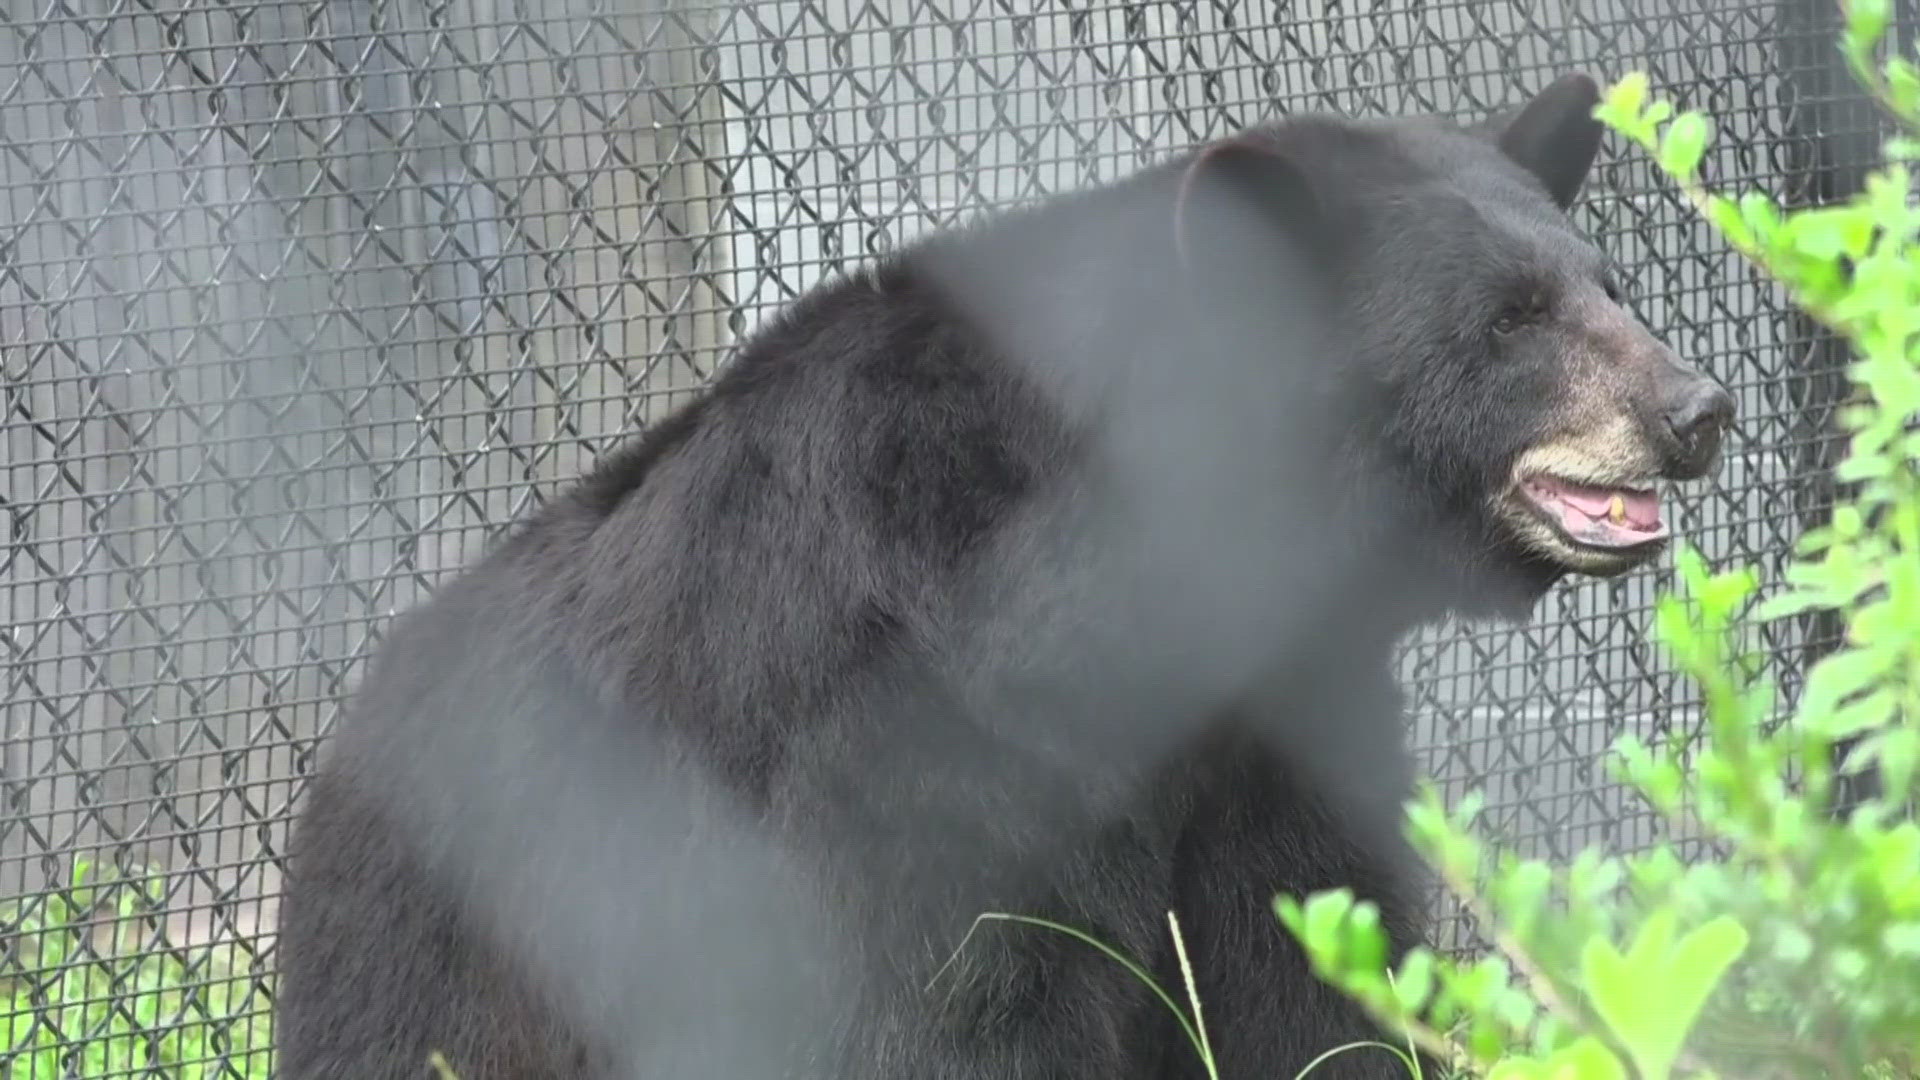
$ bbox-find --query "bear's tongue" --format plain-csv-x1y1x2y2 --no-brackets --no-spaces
1525,476,1665,548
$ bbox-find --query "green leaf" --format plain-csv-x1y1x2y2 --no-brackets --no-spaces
1817,687,1899,739
1344,898,1388,975
1799,647,1895,724
1876,725,1919,800
1625,846,1684,903
1836,449,1897,482
1830,946,1870,982
1791,206,1875,260
1485,1058,1548,1080
1882,922,1920,956
1549,1036,1631,1080
1752,587,1831,622
1391,948,1436,1016
1739,192,1784,243
1658,112,1712,178
1598,73,1652,133
68,859,95,914
1885,135,1920,160
1770,923,1813,963
1493,986,1540,1034
1581,911,1748,1080
1889,57,1920,116
1848,0,1892,46
1302,889,1356,962
1275,894,1306,936
1485,1038,1631,1080
1704,194,1756,249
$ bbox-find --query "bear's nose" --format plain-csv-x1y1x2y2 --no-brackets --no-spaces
1662,380,1735,480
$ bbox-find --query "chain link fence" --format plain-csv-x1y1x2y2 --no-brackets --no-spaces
0,0,1897,1075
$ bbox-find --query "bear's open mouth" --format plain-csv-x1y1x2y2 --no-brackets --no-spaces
1519,474,1669,551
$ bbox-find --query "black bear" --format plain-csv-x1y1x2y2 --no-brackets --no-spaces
273,73,1733,1080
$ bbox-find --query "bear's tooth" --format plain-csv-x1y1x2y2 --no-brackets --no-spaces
1608,494,1626,523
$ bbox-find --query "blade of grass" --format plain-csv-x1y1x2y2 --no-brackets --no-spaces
1292,1040,1421,1080
1168,909,1219,1078
938,911,1215,1076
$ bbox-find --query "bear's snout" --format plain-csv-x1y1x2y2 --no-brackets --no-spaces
1652,366,1735,481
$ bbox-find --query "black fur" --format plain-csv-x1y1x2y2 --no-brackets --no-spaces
275,76,1722,1079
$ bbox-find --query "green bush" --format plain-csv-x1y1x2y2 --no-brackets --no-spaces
1,859,272,1080
1275,3,1920,1077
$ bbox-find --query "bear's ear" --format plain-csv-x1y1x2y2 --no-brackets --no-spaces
1477,73,1604,210
1173,138,1328,274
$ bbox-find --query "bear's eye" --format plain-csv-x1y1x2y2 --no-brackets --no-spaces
1601,275,1626,303
1492,294,1546,336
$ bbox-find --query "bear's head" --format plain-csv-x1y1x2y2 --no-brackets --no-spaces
1173,73,1735,620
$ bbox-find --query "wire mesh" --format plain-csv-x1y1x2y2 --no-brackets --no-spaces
0,0,1895,1075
